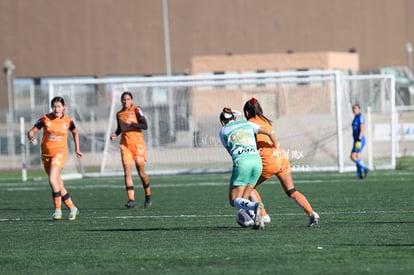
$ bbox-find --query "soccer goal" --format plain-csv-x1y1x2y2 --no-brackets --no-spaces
44,70,396,178
395,105,414,157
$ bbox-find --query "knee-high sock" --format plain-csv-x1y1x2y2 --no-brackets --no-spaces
356,163,362,177
250,189,268,217
126,186,135,201
355,158,368,171
62,193,76,209
234,198,257,211
52,191,62,210
288,189,314,216
142,182,151,197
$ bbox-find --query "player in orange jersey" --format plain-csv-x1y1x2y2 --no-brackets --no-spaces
243,97,320,227
110,91,152,208
27,96,83,221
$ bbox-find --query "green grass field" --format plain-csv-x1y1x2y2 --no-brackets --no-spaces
1,170,413,274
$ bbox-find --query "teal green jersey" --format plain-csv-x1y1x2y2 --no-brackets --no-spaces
219,120,260,162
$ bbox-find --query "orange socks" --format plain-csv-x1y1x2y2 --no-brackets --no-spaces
142,182,151,197
289,190,313,216
126,186,135,201
62,193,76,209
126,184,151,201
250,189,268,217
52,191,62,210
249,188,314,217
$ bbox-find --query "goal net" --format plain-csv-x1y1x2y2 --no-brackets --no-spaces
43,70,396,177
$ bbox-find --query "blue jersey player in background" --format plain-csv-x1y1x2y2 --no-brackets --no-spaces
351,104,369,179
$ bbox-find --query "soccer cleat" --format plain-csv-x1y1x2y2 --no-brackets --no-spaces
363,169,369,178
262,215,271,224
125,200,136,209
308,212,320,228
144,195,152,208
52,209,62,220
68,207,79,221
252,203,264,230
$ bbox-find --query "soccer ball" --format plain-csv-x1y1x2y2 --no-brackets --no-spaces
236,209,254,228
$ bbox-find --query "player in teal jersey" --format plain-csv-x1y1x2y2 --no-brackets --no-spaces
351,104,369,179
219,107,277,229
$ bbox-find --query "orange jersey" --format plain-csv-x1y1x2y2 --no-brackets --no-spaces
249,116,290,172
116,105,146,146
34,113,75,158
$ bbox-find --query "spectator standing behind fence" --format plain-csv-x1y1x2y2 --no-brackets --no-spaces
27,96,82,221
110,91,152,209
351,104,369,179
243,97,320,227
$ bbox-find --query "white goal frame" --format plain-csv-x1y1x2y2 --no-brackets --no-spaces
46,70,396,178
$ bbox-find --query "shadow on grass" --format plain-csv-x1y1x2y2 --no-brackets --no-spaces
85,226,248,232
338,243,414,247
366,221,414,224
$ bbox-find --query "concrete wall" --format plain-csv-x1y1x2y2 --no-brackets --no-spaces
1,0,413,108
191,52,359,74
190,51,356,127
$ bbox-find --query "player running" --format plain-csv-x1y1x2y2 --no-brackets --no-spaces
243,97,320,227
219,107,277,229
27,96,82,221
110,91,152,208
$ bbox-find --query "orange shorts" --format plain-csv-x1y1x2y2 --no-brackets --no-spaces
120,142,147,166
261,157,291,179
42,154,66,173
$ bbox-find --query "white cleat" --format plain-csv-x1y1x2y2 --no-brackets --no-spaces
252,203,264,230
52,209,62,220
309,212,320,228
68,207,79,221
262,215,271,224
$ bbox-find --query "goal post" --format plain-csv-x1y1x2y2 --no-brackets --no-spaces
42,70,396,178
341,74,397,171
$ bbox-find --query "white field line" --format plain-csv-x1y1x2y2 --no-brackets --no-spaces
0,210,413,222
4,174,414,191
1,169,413,191
0,178,340,188
2,182,227,191
0,177,372,191
4,175,414,192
